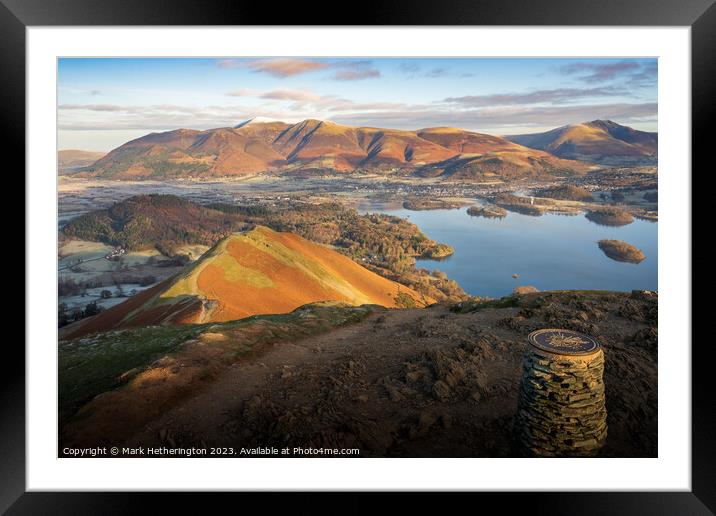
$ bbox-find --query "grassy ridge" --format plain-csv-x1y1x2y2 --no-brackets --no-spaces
63,195,467,302
59,302,382,426
59,324,203,425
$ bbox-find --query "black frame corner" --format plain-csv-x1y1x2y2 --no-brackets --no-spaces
6,0,711,513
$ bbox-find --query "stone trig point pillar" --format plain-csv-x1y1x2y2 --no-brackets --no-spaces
516,329,607,457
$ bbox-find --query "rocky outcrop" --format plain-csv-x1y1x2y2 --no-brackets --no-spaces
513,286,540,295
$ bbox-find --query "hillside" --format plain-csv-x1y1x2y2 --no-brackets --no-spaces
61,194,246,255
62,194,450,259
60,290,657,457
535,185,594,202
61,226,432,339
75,118,602,180
508,120,657,166
61,194,466,303
413,151,593,181
58,149,106,174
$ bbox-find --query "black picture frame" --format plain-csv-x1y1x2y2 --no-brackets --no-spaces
4,0,710,513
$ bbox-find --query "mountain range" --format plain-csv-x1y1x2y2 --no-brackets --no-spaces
507,120,657,166
68,119,657,181
70,119,656,180
58,149,106,174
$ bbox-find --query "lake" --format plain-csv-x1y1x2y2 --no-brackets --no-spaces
374,207,657,298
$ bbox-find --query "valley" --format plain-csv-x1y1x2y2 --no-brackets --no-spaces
56,118,659,459
58,162,657,320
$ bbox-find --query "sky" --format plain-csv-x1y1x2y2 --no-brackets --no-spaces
58,57,657,151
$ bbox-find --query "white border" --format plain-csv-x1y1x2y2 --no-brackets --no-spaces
27,27,691,491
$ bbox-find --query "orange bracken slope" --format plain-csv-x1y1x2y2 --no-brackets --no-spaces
61,226,432,339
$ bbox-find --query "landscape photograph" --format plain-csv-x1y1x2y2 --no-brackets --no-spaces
57,57,658,458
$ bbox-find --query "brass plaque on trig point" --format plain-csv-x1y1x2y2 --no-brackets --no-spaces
528,329,601,356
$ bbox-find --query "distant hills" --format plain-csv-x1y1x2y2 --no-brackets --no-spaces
62,194,242,253
508,120,657,166
61,193,453,261
61,226,430,338
68,119,655,180
58,149,105,175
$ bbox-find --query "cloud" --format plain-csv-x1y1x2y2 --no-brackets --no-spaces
215,59,241,69
220,58,330,77
216,58,381,81
399,62,420,74
58,99,656,135
560,60,653,84
424,68,449,78
332,68,381,81
247,58,329,77
330,61,381,81
627,61,658,87
229,87,366,108
227,88,343,109
59,104,128,112
399,63,451,79
59,102,275,131
226,88,259,97
223,88,404,112
443,87,628,107
331,102,657,133
257,89,324,102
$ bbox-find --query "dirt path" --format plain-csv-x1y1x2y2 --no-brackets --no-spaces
127,307,432,450
64,291,658,457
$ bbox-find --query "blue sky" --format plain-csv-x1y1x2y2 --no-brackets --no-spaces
58,57,657,151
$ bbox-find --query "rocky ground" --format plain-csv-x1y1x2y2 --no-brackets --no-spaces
59,290,657,458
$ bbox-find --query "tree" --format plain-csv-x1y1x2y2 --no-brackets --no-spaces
139,275,156,286
58,303,70,328
58,277,82,297
173,254,191,266
83,301,102,317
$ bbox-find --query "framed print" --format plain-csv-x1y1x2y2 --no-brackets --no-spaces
5,0,712,512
